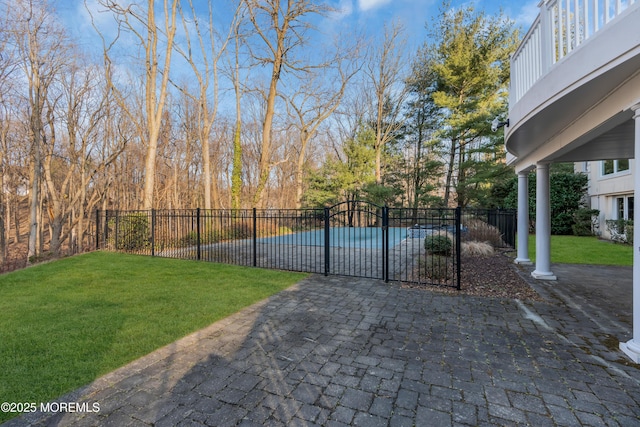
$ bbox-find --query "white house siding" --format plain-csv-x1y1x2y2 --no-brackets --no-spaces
577,160,634,239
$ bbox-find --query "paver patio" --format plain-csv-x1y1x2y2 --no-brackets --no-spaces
4,264,639,426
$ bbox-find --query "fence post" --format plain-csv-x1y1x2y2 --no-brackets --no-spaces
508,209,517,248
324,207,330,276
95,210,100,250
104,210,110,250
196,208,201,261
114,210,119,250
455,206,462,290
253,208,257,267
151,209,156,257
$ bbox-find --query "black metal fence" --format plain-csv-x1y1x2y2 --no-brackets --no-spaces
96,204,516,290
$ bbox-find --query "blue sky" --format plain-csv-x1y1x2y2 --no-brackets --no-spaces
55,0,541,115
322,0,540,54
329,0,539,34
62,0,540,52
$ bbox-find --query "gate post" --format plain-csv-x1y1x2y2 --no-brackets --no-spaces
383,206,389,283
324,207,330,276
455,207,462,290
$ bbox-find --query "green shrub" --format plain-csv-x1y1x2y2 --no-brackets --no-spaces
109,213,150,251
179,231,199,247
228,223,252,239
424,255,453,281
424,233,452,256
278,226,293,235
178,230,222,247
572,208,599,236
498,171,589,235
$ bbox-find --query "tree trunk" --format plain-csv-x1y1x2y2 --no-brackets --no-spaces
253,66,281,207
443,139,457,207
294,132,309,209
202,136,212,209
231,31,243,210
27,110,42,263
231,125,243,209
456,143,466,207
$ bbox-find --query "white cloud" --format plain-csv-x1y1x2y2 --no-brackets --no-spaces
515,1,541,31
358,0,393,12
73,0,122,40
329,0,354,20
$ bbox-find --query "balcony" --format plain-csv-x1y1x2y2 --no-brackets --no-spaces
505,0,640,172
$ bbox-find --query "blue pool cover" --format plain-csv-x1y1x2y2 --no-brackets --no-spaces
257,227,408,249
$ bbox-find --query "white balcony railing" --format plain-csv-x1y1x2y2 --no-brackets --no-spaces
510,0,638,105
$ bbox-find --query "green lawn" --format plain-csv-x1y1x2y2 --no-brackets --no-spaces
0,252,307,422
523,235,632,266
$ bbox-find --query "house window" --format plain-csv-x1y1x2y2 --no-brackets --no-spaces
615,195,634,220
602,159,630,176
617,197,624,219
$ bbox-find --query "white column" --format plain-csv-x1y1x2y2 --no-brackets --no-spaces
515,171,532,264
532,163,556,280
620,102,640,363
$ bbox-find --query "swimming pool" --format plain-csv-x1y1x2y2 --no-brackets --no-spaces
257,227,408,249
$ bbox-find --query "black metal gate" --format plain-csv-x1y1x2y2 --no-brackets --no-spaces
323,201,389,280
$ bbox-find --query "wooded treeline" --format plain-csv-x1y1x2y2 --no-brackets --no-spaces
0,0,519,266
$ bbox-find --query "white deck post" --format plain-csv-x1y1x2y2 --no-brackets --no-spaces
620,102,640,363
532,163,556,280
515,171,532,264
540,0,555,72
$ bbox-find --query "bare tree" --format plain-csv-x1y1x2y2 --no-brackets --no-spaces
41,61,126,255
90,0,179,210
174,1,239,209
287,54,360,208
7,0,71,263
242,0,331,207
0,4,21,264
364,21,408,185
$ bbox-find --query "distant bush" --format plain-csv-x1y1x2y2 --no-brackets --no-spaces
423,255,453,281
572,208,599,236
496,170,589,235
424,232,453,256
109,213,150,251
278,226,293,235
178,230,223,247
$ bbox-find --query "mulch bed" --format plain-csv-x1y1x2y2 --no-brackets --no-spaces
403,248,543,301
